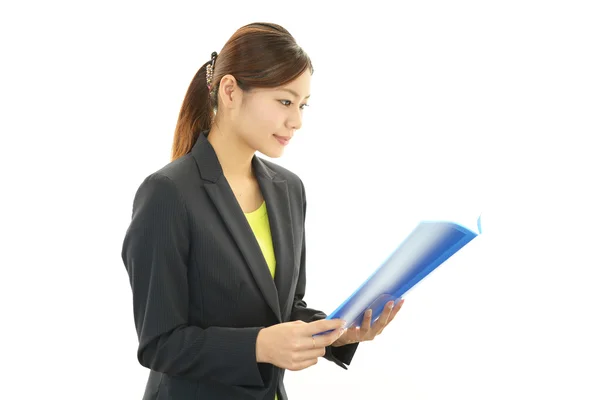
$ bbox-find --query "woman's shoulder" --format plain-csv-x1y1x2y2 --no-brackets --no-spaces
133,154,197,198
152,153,196,182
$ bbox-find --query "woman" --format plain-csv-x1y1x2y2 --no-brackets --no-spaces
121,22,404,400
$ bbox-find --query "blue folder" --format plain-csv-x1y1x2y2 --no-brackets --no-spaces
320,216,482,333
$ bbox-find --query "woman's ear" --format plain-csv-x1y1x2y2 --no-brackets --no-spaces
218,74,240,110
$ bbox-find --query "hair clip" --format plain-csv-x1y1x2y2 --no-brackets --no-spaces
206,51,218,91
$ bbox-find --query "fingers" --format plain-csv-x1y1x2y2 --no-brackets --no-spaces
312,327,345,348
287,356,320,371
374,299,405,337
323,299,406,347
296,347,327,362
387,299,405,323
305,318,345,335
359,309,372,339
378,301,395,327
361,300,398,340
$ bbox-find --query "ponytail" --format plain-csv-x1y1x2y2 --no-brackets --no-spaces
171,60,215,161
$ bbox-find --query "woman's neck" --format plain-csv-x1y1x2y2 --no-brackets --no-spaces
207,125,255,180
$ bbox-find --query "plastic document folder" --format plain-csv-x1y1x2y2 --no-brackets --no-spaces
322,216,483,332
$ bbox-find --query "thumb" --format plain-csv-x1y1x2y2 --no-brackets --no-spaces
306,318,346,335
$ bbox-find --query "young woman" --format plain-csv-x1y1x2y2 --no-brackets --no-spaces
121,22,404,400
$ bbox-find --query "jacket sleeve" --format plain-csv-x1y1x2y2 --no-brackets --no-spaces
121,173,265,387
289,180,359,369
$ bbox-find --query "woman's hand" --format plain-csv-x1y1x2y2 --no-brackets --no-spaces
256,318,345,371
331,299,405,347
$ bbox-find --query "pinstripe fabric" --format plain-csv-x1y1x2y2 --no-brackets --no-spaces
121,132,359,399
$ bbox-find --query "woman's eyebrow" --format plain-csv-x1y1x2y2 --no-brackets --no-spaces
279,88,311,99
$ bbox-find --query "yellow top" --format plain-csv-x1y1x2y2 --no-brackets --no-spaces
244,201,278,400
244,201,276,279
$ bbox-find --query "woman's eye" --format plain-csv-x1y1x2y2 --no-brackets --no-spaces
279,100,309,110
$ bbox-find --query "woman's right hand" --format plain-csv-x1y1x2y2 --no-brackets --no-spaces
256,319,346,371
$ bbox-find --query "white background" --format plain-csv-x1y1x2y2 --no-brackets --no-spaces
1,1,599,399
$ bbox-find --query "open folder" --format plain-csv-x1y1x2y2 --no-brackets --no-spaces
319,215,483,333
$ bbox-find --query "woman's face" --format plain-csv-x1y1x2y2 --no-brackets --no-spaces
231,68,312,158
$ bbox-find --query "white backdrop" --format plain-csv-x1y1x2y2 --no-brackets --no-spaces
1,1,599,399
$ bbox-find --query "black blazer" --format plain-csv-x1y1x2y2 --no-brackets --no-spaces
121,132,359,400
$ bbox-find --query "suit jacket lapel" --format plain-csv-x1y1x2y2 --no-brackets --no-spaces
192,133,294,323
253,157,296,320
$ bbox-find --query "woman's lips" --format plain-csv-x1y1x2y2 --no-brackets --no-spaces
274,135,291,146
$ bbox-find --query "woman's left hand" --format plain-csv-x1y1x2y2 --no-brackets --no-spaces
331,299,405,347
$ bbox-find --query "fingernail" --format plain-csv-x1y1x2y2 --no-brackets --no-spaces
366,309,372,316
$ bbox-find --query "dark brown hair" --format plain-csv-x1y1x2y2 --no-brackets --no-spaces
171,22,314,161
